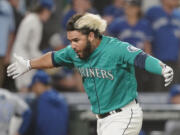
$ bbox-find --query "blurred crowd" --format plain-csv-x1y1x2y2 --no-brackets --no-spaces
1,0,180,135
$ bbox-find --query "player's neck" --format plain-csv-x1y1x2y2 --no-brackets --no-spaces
91,38,101,52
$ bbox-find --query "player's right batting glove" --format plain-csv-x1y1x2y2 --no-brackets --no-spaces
162,64,174,87
7,54,31,79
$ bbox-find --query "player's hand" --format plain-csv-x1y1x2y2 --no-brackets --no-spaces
162,65,173,87
7,54,31,79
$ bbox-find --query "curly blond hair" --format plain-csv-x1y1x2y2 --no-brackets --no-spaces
74,13,107,34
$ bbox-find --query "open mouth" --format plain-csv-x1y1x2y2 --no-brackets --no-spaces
75,50,80,55
73,49,83,58
77,51,83,58
77,52,81,56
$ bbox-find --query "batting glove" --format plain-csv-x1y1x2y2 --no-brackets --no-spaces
162,64,173,87
7,54,31,79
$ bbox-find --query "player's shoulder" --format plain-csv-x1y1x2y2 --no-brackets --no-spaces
105,36,129,49
105,36,141,56
105,35,122,43
116,42,141,55
65,45,75,54
104,35,120,44
57,45,73,51
58,45,76,57
107,36,138,50
103,36,141,58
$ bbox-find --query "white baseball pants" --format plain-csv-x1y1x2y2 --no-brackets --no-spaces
96,100,143,135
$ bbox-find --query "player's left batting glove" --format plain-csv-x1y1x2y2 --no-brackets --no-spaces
162,64,174,87
7,54,31,79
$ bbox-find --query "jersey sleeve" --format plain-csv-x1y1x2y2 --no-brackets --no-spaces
52,45,74,68
119,42,142,65
119,42,163,75
145,55,162,75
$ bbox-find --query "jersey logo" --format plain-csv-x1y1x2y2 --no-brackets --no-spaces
127,45,140,52
77,67,114,80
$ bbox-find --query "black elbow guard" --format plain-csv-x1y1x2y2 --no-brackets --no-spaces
134,52,148,69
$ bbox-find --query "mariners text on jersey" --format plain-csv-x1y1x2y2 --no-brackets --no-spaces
77,67,114,80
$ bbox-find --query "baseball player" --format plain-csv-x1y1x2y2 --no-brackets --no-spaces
7,13,173,135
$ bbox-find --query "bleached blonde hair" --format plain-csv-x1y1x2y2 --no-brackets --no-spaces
74,13,107,34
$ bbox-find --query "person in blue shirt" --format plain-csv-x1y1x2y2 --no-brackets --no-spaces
23,70,69,135
0,0,15,87
145,0,180,91
107,0,153,91
108,0,152,53
103,0,125,25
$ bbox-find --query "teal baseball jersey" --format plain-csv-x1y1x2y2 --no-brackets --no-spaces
52,36,142,114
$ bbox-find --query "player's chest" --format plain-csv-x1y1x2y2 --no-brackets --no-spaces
73,52,121,79
73,51,119,69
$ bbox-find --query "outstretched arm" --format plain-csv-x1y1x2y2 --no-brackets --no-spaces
30,52,53,69
134,52,173,87
120,43,173,87
7,46,74,79
7,52,54,79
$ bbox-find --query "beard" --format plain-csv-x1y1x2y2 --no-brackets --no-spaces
80,40,92,60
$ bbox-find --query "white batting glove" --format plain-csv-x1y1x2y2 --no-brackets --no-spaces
7,54,31,79
162,64,173,87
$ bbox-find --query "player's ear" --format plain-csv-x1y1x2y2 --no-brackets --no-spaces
88,32,95,42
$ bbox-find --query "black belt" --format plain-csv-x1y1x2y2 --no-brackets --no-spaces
97,99,138,119
97,108,122,119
